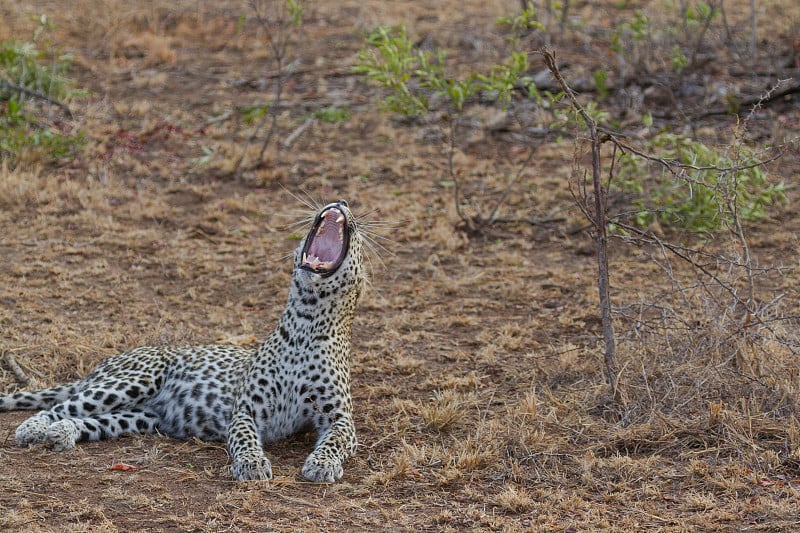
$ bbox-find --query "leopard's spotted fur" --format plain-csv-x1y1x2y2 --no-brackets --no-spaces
0,200,364,483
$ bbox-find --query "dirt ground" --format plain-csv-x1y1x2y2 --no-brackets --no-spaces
1,1,800,531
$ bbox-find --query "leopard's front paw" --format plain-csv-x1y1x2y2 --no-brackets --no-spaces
46,419,80,452
301,454,344,483
231,452,273,481
15,414,51,447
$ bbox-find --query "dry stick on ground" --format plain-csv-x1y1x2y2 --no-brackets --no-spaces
282,116,315,148
3,352,35,388
540,48,619,400
695,78,799,118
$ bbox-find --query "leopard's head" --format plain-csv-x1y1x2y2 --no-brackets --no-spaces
293,200,364,296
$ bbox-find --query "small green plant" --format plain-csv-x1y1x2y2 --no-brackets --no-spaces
354,23,547,229
593,68,609,100
496,1,545,34
609,9,653,83
0,20,86,166
610,9,650,54
496,1,545,49
353,26,466,116
354,26,541,118
551,99,609,132
683,2,719,31
614,132,785,232
311,105,351,124
239,103,269,124
669,45,689,72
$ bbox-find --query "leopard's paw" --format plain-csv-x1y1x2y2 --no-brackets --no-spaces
46,419,80,452
231,452,273,481
301,454,343,483
15,413,51,447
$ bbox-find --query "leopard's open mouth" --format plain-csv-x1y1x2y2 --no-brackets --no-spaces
300,203,349,276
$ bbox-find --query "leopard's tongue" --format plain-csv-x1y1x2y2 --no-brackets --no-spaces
302,210,344,270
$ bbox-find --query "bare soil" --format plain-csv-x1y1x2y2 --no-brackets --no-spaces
1,1,799,531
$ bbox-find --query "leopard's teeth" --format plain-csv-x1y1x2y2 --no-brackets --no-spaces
335,214,344,223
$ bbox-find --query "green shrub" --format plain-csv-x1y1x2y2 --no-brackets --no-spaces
614,132,785,232
0,25,87,166
312,105,351,123
353,25,539,117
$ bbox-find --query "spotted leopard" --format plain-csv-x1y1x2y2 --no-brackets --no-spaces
0,199,364,483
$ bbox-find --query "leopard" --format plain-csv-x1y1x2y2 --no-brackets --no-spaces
0,199,365,483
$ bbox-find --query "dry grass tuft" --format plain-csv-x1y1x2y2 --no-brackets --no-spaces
118,32,177,66
491,484,535,513
419,389,473,431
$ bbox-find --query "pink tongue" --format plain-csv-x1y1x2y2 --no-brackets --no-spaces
306,215,342,265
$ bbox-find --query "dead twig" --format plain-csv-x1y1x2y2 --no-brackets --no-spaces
486,143,538,225
282,117,315,148
3,351,36,388
490,215,567,226
445,116,471,229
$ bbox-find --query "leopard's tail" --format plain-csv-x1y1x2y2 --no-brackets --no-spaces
0,383,81,411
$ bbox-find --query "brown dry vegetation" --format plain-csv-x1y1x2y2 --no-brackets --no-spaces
1,0,799,531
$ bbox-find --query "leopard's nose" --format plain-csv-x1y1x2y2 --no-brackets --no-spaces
337,199,348,208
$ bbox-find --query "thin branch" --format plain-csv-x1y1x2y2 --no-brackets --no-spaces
611,135,785,176
687,0,720,70
233,0,300,176
445,115,471,229
694,79,800,119
3,352,36,388
486,143,538,224
0,78,73,119
610,220,796,351
541,47,618,400
282,116,315,148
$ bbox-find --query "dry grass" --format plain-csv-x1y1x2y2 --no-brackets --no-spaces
1,0,800,531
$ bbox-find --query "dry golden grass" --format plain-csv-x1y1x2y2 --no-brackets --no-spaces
1,0,800,531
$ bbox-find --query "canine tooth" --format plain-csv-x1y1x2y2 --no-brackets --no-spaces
336,214,344,223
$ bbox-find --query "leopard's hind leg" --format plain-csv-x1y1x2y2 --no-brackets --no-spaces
5,347,173,450
12,380,164,449
44,408,161,451
1,382,80,447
